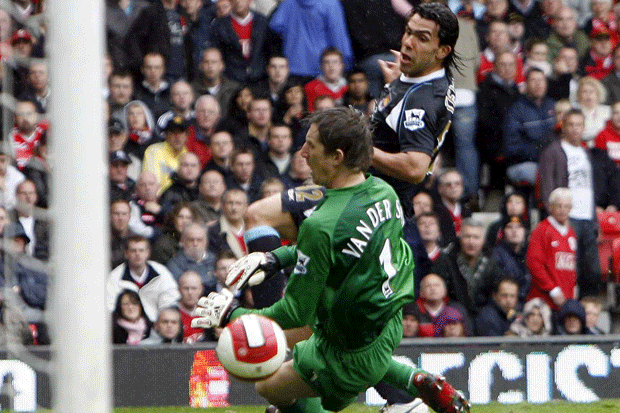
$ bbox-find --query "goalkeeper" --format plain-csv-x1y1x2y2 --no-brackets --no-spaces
192,107,469,413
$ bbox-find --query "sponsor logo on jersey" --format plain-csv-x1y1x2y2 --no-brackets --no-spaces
403,109,425,131
294,250,310,274
377,92,392,112
555,251,576,271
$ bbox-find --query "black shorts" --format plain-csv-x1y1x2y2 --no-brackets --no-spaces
281,185,326,229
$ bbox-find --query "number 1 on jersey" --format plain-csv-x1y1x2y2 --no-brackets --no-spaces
379,239,397,298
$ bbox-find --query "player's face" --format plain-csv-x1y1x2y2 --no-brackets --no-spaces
400,14,449,78
493,282,518,314
156,310,182,339
125,240,150,269
300,124,335,187
549,197,572,225
179,276,203,308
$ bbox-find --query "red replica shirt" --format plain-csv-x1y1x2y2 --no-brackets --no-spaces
9,122,48,169
180,306,205,343
526,217,577,310
595,121,620,164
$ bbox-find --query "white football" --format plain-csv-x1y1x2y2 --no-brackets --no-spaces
216,314,287,381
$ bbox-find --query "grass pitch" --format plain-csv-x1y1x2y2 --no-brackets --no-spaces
108,399,620,413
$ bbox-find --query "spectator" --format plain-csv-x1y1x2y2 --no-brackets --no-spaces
401,303,420,338
207,0,275,83
157,80,195,133
476,20,524,85
313,95,336,112
176,270,214,343
192,169,226,224
263,123,293,177
110,199,136,269
182,0,216,80
576,76,611,145
557,299,589,335
508,297,553,336
259,177,285,199
109,150,136,202
590,125,620,213
105,0,150,73
538,109,602,297
475,277,520,336
203,130,234,180
0,150,26,210
10,28,36,96
304,47,348,112
129,0,190,81
8,100,47,169
484,190,528,251
432,218,501,315
547,46,581,102
437,306,469,337
212,248,252,307
278,82,306,147
159,152,201,216
11,180,49,261
436,168,472,235
107,235,180,322
207,188,248,258
239,97,273,162
583,0,619,47
523,38,551,76
167,222,217,291
133,52,171,120
225,85,253,130
343,69,374,117
415,273,472,338
546,6,590,63
0,288,33,346
491,215,531,304
503,67,555,186
595,101,620,165
131,171,163,237
580,26,614,80
225,148,263,203
143,115,190,193
19,59,49,114
477,51,521,191
191,48,239,119
111,289,152,345
526,188,577,311
412,189,457,248
108,70,135,123
251,55,290,118
475,0,510,51
108,119,142,181
581,295,607,334
141,307,184,344
269,0,353,82
123,100,158,160
22,131,49,209
417,212,443,262
279,150,313,190
601,44,620,105
151,202,200,264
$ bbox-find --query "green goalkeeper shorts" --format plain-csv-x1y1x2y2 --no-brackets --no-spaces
292,313,403,411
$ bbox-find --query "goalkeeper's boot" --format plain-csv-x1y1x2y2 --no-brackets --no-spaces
412,373,471,413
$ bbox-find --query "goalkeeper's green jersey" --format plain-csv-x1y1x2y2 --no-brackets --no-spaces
234,175,415,349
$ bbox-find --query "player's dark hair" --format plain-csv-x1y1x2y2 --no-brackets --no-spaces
409,3,461,75
306,107,373,173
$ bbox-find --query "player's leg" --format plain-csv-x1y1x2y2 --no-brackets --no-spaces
382,360,470,413
255,360,320,408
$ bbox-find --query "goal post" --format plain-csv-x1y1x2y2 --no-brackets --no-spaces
48,0,111,412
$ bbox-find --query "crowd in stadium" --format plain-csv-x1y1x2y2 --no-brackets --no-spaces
0,0,619,346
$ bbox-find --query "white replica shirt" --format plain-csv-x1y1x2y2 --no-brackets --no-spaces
561,141,594,220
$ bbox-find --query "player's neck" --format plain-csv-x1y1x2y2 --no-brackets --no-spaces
328,171,366,189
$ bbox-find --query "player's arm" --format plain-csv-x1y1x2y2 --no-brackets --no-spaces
245,192,298,241
371,148,431,184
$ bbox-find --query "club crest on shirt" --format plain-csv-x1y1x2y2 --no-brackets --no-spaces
403,109,425,131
